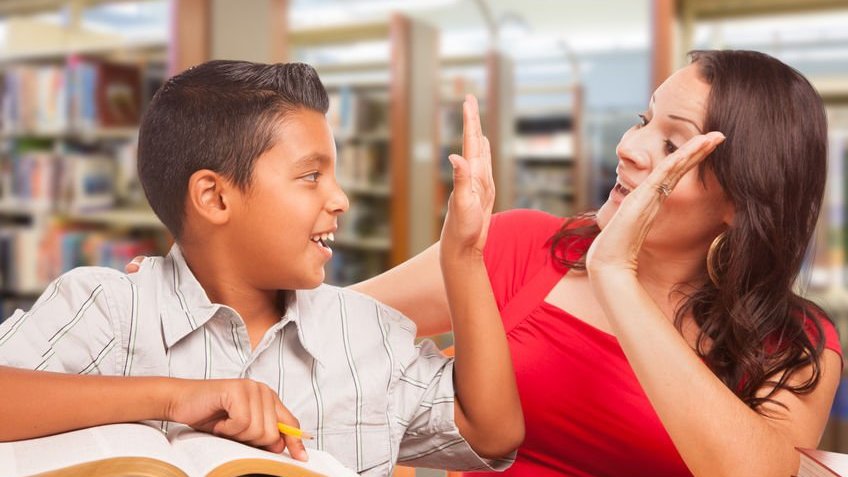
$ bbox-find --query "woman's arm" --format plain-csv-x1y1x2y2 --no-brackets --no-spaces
587,132,839,477
592,272,839,476
349,242,451,337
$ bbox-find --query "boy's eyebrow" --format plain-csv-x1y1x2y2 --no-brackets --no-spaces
292,153,331,169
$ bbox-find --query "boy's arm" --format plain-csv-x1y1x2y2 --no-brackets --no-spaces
0,271,306,459
440,95,524,458
0,366,307,459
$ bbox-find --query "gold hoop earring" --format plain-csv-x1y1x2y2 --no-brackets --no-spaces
706,232,727,287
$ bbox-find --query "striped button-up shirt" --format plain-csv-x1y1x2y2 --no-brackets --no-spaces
0,246,512,476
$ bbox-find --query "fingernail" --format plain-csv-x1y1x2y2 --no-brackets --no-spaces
447,155,459,168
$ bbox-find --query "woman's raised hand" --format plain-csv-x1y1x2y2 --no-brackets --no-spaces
440,94,496,259
586,131,725,278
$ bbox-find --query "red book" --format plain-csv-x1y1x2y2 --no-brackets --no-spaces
95,61,142,127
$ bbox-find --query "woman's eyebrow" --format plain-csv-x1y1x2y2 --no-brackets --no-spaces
668,114,704,134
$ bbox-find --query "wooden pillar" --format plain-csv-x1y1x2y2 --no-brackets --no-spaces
651,0,676,91
168,0,210,77
210,0,289,63
169,0,288,78
388,14,439,266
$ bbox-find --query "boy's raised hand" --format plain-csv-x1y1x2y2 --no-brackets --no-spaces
440,94,495,258
166,378,308,460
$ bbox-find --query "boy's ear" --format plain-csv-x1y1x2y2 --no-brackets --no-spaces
186,169,236,227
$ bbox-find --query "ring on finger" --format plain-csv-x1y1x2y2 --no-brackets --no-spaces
656,183,672,198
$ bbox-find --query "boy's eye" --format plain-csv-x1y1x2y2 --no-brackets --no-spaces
637,114,649,128
302,172,321,183
664,139,678,155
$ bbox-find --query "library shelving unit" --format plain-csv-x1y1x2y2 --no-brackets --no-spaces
0,2,171,318
437,51,516,222
512,83,586,217
291,15,440,286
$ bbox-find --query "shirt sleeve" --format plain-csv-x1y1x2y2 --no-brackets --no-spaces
0,267,124,375
381,304,515,472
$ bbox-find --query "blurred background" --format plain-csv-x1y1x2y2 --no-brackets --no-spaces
2,0,848,471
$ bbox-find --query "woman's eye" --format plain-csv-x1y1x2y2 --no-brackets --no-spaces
637,114,649,128
664,139,678,154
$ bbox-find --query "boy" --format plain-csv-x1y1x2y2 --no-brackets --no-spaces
0,61,522,476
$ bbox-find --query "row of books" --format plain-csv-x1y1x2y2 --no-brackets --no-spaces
809,129,848,291
0,224,159,295
1,151,114,213
1,57,142,134
0,143,143,213
336,142,389,188
0,226,42,294
326,88,389,139
516,163,575,193
338,198,391,242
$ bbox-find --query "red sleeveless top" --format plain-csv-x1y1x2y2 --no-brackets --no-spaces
466,209,842,477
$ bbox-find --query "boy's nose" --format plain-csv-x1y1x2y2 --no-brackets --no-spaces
328,186,350,215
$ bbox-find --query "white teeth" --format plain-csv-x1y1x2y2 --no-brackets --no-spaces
310,232,335,246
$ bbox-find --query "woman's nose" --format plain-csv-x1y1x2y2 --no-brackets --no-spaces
615,129,653,170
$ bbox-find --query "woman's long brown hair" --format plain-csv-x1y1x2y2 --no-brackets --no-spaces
550,50,832,412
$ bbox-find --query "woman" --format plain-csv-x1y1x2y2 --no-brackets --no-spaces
127,49,841,476
353,50,842,476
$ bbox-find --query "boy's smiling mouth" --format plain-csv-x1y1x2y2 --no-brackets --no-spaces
310,232,335,256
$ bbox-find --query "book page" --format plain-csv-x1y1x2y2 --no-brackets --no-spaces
0,423,195,477
798,448,848,477
167,426,358,477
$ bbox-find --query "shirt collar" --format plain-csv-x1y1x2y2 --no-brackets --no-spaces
289,287,326,364
158,245,324,363
159,245,223,348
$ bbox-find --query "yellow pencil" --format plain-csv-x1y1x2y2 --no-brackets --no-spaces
277,422,314,440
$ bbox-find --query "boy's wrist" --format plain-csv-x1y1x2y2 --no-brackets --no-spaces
157,377,187,422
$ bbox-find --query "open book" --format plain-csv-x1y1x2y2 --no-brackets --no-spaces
797,447,848,477
0,423,358,477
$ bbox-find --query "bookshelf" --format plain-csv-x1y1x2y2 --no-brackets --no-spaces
436,52,515,225
294,15,440,286
512,83,586,216
0,1,171,318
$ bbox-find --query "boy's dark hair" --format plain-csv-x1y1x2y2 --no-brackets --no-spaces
137,60,329,239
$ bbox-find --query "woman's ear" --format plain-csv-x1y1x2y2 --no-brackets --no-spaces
186,169,234,227
722,200,736,227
